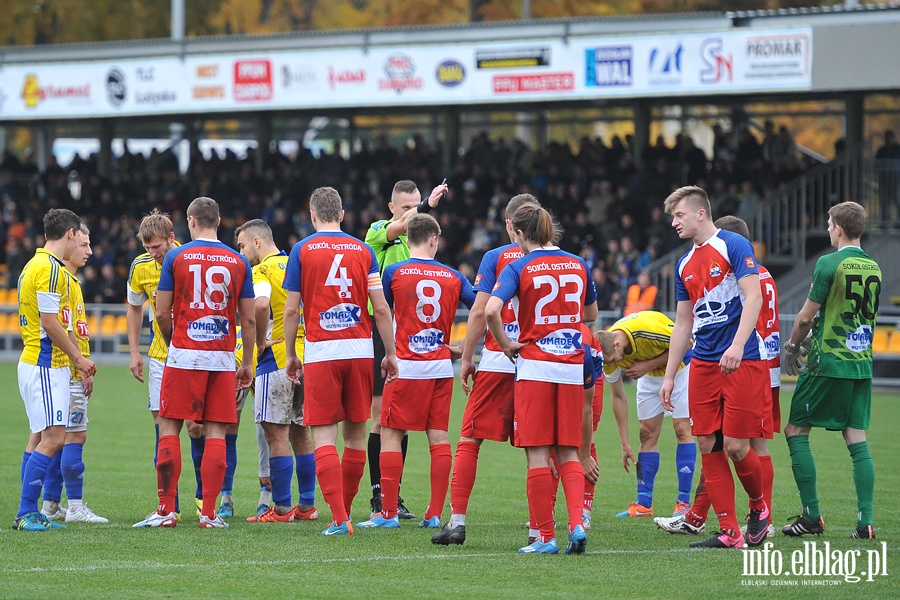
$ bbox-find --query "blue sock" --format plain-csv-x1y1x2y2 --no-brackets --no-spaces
19,451,51,518
675,442,697,504
191,435,205,499
222,434,238,496
270,455,294,508
43,451,63,503
61,443,85,501
154,424,160,467
295,452,316,506
21,451,32,485
636,451,660,508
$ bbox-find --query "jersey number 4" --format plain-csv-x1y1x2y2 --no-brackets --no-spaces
533,274,583,325
188,264,232,310
326,254,353,299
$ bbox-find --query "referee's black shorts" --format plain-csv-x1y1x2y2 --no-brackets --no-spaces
372,315,386,396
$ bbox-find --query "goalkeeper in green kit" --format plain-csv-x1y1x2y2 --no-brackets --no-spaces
781,201,881,540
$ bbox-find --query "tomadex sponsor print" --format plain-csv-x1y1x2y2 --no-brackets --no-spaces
319,303,363,331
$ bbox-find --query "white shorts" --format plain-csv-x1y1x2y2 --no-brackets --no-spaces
18,361,71,434
148,358,164,412
254,369,303,426
636,364,691,421
67,379,89,433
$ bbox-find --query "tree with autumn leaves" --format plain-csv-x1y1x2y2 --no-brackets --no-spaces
0,0,844,46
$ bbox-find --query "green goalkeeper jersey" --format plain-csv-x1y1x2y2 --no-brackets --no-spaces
806,246,881,379
365,219,409,315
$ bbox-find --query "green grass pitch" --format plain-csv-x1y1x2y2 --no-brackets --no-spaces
0,362,897,598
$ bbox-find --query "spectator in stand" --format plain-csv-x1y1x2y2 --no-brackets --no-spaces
876,130,900,224
97,263,125,304
592,267,618,312
624,271,659,316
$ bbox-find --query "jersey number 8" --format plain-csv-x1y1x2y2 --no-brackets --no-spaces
188,264,232,311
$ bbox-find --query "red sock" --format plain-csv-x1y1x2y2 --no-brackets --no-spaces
549,451,560,514
156,435,181,515
450,441,479,515
758,455,774,523
379,451,403,519
700,451,738,533
583,443,597,511
201,438,226,519
734,449,765,510
315,445,347,524
527,467,555,542
341,447,367,518
426,443,452,520
558,460,586,532
687,471,710,527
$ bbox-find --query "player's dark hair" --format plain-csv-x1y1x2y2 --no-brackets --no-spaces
186,197,220,229
137,208,173,244
235,218,274,243
510,204,560,246
714,215,751,241
43,208,81,241
310,187,343,223
664,186,712,219
407,213,441,246
505,193,539,218
391,179,418,203
829,201,866,239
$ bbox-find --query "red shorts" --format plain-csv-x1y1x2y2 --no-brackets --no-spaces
762,386,782,438
513,380,583,448
303,359,373,426
160,368,237,424
460,371,515,442
591,380,604,432
688,358,767,438
381,377,453,432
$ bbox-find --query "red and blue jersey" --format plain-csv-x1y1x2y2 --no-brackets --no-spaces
383,257,476,379
284,231,381,364
158,238,254,372
674,229,765,362
474,243,524,374
491,247,597,384
582,323,604,390
758,265,781,387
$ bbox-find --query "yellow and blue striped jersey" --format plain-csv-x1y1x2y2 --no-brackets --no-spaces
127,250,174,361
253,251,305,372
18,248,73,368
234,326,258,375
68,272,90,379
603,311,688,379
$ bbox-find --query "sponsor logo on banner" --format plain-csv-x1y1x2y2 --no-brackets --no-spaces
743,34,811,81
21,74,91,109
408,328,445,354
319,303,363,331
281,65,316,88
193,64,225,100
106,68,126,107
585,46,632,87
648,43,683,86
129,66,178,106
436,60,465,87
700,38,733,84
379,54,424,94
327,65,366,90
535,329,582,356
187,316,230,342
476,47,550,69
234,59,273,102
493,72,574,94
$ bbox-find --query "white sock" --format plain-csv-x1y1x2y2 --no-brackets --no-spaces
69,499,84,509
42,500,58,513
582,508,591,519
221,494,233,505
449,513,466,528
529,527,540,539
259,487,272,506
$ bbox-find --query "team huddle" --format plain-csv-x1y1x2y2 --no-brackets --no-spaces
12,181,881,553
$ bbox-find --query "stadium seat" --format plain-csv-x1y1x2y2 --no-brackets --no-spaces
87,315,100,337
450,322,467,345
115,314,128,335
752,241,766,262
872,329,890,355
0,313,7,332
0,289,9,305
99,314,117,337
887,331,900,355
7,313,20,334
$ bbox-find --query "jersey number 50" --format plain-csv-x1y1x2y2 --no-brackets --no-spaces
533,274,583,325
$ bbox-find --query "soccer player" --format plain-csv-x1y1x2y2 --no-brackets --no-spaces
595,311,695,520
781,201,881,540
364,179,448,519
660,186,769,549
41,224,108,524
655,215,780,539
486,204,598,555
236,219,317,523
431,193,535,547
358,214,475,530
283,186,399,536
15,208,97,531
578,323,604,531
133,197,256,529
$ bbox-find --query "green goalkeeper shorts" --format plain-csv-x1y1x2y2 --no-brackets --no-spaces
788,372,871,431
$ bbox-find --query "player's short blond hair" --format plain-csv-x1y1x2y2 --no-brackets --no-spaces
407,213,441,246
186,197,220,229
664,186,711,218
234,218,273,243
309,187,343,223
137,208,173,244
